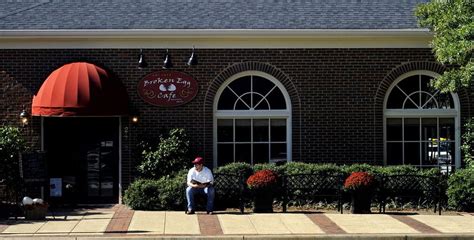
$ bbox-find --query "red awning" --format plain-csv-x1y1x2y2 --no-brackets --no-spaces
32,62,128,116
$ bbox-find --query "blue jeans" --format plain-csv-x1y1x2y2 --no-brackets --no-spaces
186,186,215,212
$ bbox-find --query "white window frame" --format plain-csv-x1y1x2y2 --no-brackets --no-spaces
213,71,292,167
383,70,461,169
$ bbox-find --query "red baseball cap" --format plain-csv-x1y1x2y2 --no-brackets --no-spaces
192,157,204,164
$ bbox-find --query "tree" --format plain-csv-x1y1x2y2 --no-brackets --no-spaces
416,0,474,168
416,0,473,92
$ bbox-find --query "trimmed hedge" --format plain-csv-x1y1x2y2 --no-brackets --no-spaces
124,162,469,211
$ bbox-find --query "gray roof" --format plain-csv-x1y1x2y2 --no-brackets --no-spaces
0,0,428,30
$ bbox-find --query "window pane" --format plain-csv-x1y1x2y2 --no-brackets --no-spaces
421,118,437,141
403,94,419,109
217,119,233,142
253,143,269,164
438,141,454,166
228,76,251,96
422,141,438,166
404,142,420,165
386,87,405,109
266,88,286,109
218,87,238,110
386,118,402,141
420,75,435,92
235,119,251,142
271,119,286,141
398,75,419,98
404,118,420,141
235,94,251,110
436,92,454,109
270,143,286,162
253,94,270,110
253,119,269,142
235,144,251,164
439,118,454,141
387,143,403,165
421,93,438,109
252,76,275,99
218,144,233,167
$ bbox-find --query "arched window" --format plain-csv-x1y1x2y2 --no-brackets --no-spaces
384,71,460,170
214,71,291,167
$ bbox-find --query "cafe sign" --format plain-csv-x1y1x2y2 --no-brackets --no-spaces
138,71,198,107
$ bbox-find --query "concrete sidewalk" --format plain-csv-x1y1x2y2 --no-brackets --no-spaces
0,205,473,239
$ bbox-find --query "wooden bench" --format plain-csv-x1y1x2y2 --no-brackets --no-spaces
282,173,345,213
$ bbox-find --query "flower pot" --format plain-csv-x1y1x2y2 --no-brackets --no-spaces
252,192,273,213
350,191,372,214
24,206,47,220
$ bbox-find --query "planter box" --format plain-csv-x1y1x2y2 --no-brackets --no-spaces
24,206,47,220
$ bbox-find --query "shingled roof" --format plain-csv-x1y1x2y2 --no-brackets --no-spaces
0,0,428,30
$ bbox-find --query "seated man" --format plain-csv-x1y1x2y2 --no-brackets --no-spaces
186,157,215,214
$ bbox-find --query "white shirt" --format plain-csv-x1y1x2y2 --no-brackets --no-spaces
187,166,214,184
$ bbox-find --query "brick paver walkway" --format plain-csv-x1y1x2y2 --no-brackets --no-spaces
0,205,473,238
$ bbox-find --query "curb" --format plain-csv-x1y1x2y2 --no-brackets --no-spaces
1,234,474,240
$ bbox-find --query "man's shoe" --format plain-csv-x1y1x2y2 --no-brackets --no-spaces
186,209,195,215
207,211,213,215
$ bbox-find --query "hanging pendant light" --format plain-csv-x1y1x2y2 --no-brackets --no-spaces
137,49,148,69
163,49,173,69
187,46,198,66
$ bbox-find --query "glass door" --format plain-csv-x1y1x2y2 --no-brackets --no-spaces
44,117,119,203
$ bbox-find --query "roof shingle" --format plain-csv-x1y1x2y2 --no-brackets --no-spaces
0,0,428,30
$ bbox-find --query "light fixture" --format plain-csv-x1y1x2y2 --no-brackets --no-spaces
137,49,148,69
19,108,29,126
131,115,139,124
162,49,173,69
187,46,198,66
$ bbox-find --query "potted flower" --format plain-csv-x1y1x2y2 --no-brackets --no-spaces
344,172,376,214
246,169,279,213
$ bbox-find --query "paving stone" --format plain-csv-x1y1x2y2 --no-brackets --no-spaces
218,214,257,235
325,214,419,234
2,221,46,234
249,214,292,234
410,215,474,233
127,211,165,235
164,211,200,235
35,219,80,234
280,214,324,234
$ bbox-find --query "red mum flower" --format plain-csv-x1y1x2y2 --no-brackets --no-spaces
246,170,278,190
344,172,376,191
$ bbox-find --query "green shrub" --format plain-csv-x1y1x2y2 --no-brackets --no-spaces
124,170,187,210
137,128,190,179
280,162,341,175
215,162,254,179
447,168,474,211
0,126,26,192
342,164,379,175
123,179,162,210
253,163,282,175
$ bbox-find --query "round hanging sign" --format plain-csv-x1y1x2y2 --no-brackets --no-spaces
137,71,198,107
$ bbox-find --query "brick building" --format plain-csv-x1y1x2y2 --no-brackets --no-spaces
0,0,471,203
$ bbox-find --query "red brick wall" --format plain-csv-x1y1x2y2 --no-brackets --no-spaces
1,48,471,189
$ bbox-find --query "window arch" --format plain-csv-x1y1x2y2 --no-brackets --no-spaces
384,71,461,170
213,71,291,167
